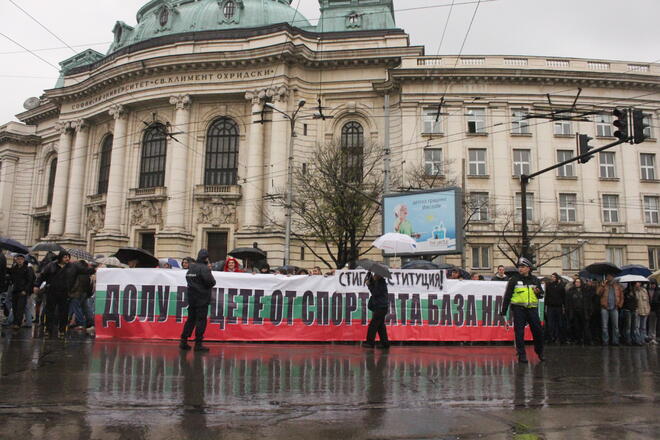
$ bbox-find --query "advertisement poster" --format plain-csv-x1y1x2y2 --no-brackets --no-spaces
95,269,540,342
382,188,463,256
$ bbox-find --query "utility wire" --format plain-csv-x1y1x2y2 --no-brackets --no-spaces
7,0,77,53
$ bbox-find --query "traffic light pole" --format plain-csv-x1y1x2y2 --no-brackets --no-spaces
519,137,626,259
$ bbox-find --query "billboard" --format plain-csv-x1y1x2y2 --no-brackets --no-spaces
382,188,463,256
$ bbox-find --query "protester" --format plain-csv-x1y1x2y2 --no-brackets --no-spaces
648,280,659,344
493,265,508,281
311,266,322,276
634,281,651,345
586,279,602,344
223,257,243,273
69,259,93,331
9,255,35,329
363,271,389,349
500,257,545,363
258,263,271,274
181,257,193,270
180,249,216,352
566,278,592,345
34,251,95,338
544,273,566,344
620,283,638,346
596,273,623,346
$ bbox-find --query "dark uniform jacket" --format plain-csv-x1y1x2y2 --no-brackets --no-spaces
10,263,35,293
501,273,543,315
185,250,217,308
35,261,95,296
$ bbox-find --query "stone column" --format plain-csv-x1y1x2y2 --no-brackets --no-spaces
268,86,290,227
49,121,74,237
0,155,19,235
164,95,192,231
243,90,266,229
63,119,90,237
102,104,129,234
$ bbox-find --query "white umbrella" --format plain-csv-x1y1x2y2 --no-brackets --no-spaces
616,274,649,284
373,232,417,255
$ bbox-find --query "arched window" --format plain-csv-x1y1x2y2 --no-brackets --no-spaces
97,135,113,194
205,117,239,186
341,121,364,182
139,124,167,189
47,158,57,205
224,1,236,19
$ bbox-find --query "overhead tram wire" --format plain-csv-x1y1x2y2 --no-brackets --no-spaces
7,0,77,53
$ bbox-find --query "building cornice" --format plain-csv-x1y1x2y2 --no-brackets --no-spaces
0,130,41,146
15,100,59,125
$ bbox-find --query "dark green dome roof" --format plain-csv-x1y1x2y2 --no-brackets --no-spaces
108,0,312,54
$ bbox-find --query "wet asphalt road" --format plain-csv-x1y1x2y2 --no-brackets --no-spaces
0,331,658,440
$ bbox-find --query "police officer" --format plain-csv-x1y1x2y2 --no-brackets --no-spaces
500,257,545,363
180,249,216,352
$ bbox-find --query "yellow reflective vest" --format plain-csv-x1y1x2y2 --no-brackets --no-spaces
510,282,540,308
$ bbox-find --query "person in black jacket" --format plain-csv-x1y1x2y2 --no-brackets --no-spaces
180,249,216,352
9,254,35,329
566,278,592,345
34,251,95,338
363,272,390,349
544,273,566,344
500,257,544,363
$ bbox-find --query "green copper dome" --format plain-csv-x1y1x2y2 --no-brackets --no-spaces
108,0,313,54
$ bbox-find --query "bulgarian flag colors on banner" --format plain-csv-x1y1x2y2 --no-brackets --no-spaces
95,269,542,342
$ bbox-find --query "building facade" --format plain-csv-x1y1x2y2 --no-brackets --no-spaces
0,0,658,273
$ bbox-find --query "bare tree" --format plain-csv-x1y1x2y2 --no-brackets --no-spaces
270,141,384,269
495,211,587,269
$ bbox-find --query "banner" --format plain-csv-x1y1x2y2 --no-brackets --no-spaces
96,269,542,342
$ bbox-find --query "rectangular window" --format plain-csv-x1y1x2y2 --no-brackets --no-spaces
515,192,534,222
556,150,575,177
554,120,572,136
602,194,620,223
606,246,625,267
301,246,305,261
559,193,577,222
599,152,616,178
649,247,660,270
468,148,487,176
422,107,443,134
471,246,490,270
207,232,228,264
644,196,660,224
643,114,653,139
140,232,156,256
596,114,613,137
640,153,656,180
469,192,489,221
562,246,581,271
511,109,530,134
513,149,531,176
424,149,443,176
303,123,308,136
466,108,486,134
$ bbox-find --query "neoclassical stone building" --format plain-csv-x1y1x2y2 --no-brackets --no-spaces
0,0,659,272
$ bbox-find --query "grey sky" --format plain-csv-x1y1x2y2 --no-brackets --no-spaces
1,0,658,123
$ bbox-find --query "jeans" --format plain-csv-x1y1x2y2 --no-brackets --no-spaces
601,308,620,345
648,311,657,341
69,298,86,327
621,309,638,345
637,315,648,344
84,296,95,328
545,306,563,342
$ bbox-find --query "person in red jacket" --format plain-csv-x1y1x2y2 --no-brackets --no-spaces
223,257,243,273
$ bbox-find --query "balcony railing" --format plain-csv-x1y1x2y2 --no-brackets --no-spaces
128,187,168,201
193,184,241,200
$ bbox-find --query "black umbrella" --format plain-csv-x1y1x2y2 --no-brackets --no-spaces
0,237,29,254
584,262,621,275
436,263,457,270
357,260,392,279
115,247,159,268
228,247,267,261
618,264,652,277
402,260,441,270
31,242,65,253
274,265,300,274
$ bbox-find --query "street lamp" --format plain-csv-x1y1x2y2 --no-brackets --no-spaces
264,99,305,266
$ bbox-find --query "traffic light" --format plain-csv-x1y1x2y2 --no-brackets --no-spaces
577,134,594,163
632,109,649,144
613,108,629,141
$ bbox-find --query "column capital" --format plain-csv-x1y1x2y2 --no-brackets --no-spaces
72,119,90,133
270,85,290,104
170,94,192,110
245,89,268,106
55,121,74,134
109,104,128,120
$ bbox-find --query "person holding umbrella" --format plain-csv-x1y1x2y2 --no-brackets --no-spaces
359,260,391,349
180,249,216,352
596,273,623,346
500,257,545,363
